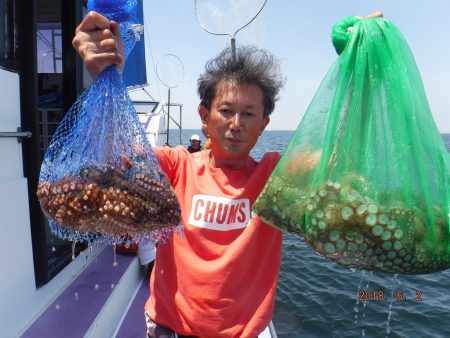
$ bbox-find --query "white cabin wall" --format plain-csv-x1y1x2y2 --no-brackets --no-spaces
128,90,166,147
0,68,37,337
0,66,110,338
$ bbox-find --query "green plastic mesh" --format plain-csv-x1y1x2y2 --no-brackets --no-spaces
253,17,450,274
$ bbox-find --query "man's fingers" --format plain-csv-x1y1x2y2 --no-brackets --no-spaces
346,12,384,32
85,53,123,76
98,38,118,53
73,30,120,57
90,52,123,68
109,21,121,37
78,28,114,42
75,11,111,34
366,11,384,18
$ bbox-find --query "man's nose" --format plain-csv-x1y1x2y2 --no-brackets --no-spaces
230,113,243,130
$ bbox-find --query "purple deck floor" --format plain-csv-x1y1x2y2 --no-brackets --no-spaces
115,271,150,338
22,247,134,338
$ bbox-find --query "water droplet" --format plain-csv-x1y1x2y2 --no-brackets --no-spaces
94,284,99,290
52,246,56,252
111,284,115,289
74,292,79,300
71,242,76,260
384,275,398,337
55,304,60,310
160,269,164,274
112,245,118,267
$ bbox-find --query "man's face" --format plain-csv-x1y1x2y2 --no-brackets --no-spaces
190,139,201,149
200,81,269,162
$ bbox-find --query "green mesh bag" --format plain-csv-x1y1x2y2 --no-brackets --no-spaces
253,16,450,274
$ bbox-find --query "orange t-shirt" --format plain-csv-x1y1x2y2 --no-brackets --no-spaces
145,146,282,338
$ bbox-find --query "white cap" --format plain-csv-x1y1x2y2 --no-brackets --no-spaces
190,134,200,141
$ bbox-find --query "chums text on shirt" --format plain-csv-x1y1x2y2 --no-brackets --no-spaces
188,195,251,231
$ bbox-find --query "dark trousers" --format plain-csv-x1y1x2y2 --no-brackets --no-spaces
146,314,196,338
146,313,259,338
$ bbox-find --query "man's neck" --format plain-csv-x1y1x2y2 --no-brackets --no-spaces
208,151,248,170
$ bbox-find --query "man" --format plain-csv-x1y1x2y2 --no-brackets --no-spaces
73,9,384,337
187,134,203,153
74,13,284,337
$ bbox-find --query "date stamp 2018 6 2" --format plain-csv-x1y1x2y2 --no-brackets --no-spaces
358,289,423,302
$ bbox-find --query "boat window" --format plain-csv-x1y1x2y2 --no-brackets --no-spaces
134,101,159,114
0,0,17,70
29,0,87,286
37,22,62,73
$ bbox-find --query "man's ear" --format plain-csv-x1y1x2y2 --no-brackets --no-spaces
199,105,210,138
199,105,209,124
260,116,270,135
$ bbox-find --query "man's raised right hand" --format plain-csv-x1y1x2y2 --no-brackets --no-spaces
72,11,125,79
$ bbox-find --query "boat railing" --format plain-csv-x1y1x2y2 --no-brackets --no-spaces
0,127,32,142
161,101,183,146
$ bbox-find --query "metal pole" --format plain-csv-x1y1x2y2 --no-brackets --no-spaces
166,88,171,146
231,37,236,63
179,105,182,146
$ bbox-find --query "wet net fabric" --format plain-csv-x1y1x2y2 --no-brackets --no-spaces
253,17,450,274
37,0,181,244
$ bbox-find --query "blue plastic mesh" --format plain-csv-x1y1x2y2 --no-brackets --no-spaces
37,0,181,244
87,0,137,22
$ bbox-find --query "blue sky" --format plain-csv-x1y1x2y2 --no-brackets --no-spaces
137,0,450,132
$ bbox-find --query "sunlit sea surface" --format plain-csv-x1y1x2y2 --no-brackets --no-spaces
170,130,450,338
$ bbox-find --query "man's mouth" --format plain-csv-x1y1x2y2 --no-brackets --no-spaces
226,137,242,144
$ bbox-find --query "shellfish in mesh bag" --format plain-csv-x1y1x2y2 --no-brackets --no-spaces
37,0,181,244
253,17,450,274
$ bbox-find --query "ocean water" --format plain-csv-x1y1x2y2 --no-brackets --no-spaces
170,130,450,338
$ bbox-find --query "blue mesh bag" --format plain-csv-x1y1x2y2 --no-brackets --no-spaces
37,0,181,244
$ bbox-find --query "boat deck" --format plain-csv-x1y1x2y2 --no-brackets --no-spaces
115,268,150,337
21,247,143,337
21,247,275,337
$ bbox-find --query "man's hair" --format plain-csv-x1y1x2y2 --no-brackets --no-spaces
197,46,285,117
